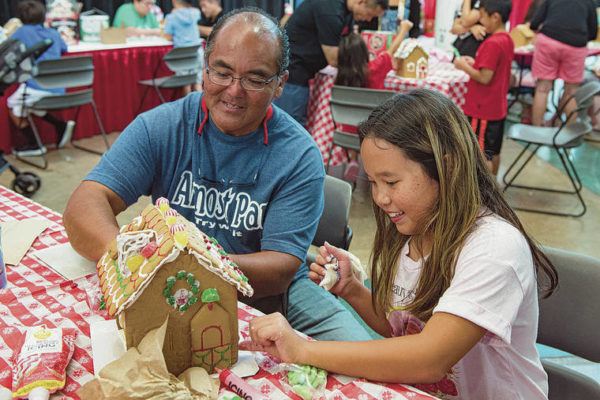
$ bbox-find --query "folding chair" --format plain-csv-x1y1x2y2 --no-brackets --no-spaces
502,81,600,217
306,175,354,265
327,85,395,172
538,247,600,399
18,55,109,170
137,45,201,112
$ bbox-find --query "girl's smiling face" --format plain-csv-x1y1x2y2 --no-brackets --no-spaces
361,137,439,238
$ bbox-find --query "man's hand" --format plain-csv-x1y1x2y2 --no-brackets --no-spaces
470,24,486,41
239,312,307,363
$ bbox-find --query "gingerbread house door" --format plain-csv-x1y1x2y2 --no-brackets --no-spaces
417,58,428,79
190,302,233,373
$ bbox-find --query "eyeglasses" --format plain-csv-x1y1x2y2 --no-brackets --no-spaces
206,66,279,92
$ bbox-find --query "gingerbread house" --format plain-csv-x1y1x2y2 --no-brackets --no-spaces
394,39,429,79
510,24,535,49
96,198,253,376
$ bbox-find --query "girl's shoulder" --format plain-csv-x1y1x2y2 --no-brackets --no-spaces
465,213,530,259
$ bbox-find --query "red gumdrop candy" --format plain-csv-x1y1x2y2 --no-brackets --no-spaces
141,241,158,258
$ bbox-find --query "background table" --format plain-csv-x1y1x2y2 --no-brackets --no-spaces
0,41,173,154
306,53,466,168
0,186,439,399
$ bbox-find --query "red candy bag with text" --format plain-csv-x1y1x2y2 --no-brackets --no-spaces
12,326,77,399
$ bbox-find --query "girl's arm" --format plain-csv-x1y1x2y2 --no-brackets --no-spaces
242,311,485,383
387,19,414,57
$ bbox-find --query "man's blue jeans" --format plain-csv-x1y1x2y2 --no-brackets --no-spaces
287,278,375,341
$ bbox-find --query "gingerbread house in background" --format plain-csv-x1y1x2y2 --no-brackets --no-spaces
394,39,429,79
510,24,535,49
96,198,253,376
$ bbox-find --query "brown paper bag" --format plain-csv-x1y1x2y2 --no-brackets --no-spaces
78,318,219,399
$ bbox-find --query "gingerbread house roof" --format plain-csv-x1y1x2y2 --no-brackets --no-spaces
97,198,253,316
394,39,429,60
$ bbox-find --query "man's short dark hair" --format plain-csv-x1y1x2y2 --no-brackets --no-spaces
17,0,46,25
204,7,290,75
480,0,512,23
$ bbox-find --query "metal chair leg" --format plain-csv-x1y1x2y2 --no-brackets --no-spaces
14,116,48,170
325,142,335,173
136,85,150,115
502,142,538,191
154,85,166,104
71,101,110,155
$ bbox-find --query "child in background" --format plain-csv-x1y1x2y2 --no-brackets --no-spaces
7,0,74,157
529,0,597,126
241,89,557,399
163,0,202,92
335,18,412,181
454,0,514,175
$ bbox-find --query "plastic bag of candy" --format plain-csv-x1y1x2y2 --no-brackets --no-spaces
283,364,327,400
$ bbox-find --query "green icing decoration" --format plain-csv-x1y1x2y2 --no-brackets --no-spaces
201,288,220,303
163,269,200,312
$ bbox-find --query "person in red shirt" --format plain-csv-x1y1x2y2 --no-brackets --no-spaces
334,18,412,181
454,0,513,175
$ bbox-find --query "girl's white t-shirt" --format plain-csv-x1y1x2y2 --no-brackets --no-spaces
388,213,548,399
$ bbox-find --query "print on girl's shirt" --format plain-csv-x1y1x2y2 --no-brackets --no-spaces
388,309,459,399
392,284,416,304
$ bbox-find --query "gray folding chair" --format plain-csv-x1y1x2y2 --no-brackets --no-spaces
327,85,396,172
19,55,109,169
307,175,353,265
538,247,600,399
502,81,600,217
137,44,200,111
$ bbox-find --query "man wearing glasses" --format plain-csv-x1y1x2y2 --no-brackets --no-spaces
64,7,373,342
113,0,161,37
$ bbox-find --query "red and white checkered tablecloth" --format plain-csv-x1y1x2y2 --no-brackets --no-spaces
383,62,469,108
0,186,438,399
307,61,468,168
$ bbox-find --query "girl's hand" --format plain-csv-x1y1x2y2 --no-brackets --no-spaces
239,312,307,363
309,242,361,298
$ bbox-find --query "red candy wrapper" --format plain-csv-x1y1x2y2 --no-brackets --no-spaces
12,326,77,399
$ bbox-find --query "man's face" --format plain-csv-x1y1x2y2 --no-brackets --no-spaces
352,0,385,22
479,9,494,33
134,0,153,16
200,0,217,16
202,20,287,136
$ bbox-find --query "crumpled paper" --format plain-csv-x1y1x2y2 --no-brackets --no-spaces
78,318,219,399
319,251,368,291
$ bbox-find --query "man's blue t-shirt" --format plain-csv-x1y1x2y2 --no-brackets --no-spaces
11,24,67,93
86,92,324,278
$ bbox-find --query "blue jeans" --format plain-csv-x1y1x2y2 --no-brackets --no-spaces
274,83,310,126
287,278,374,341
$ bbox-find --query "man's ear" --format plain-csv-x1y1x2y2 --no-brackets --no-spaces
274,70,289,98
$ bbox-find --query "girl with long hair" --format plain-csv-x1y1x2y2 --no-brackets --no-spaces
335,19,412,181
241,89,558,399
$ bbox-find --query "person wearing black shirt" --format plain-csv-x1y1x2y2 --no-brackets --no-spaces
198,0,223,38
275,0,387,125
529,0,598,126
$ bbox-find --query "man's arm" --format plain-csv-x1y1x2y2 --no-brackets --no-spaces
230,251,300,299
321,44,338,67
199,25,213,38
63,181,127,261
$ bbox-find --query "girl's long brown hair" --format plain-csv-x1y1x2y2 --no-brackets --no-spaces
335,33,370,88
357,89,558,321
